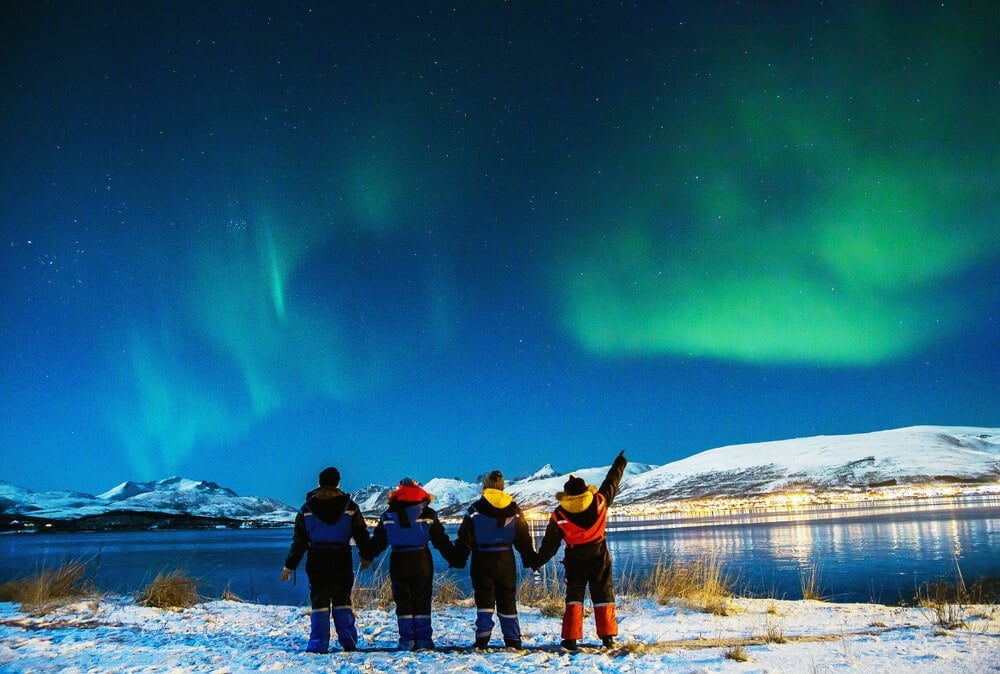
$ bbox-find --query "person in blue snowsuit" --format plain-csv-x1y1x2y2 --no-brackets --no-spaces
453,470,537,649
362,478,457,651
281,467,371,653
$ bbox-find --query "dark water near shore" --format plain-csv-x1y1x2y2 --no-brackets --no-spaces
2,495,997,606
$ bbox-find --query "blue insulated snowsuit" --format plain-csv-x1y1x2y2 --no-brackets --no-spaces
284,487,371,652
455,489,536,647
367,494,457,651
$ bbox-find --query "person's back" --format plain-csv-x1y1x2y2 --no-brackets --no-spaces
534,451,627,650
455,471,536,649
365,478,457,651
281,467,370,653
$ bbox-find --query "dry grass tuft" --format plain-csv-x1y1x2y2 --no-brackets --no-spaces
800,562,825,601
136,570,201,609
916,580,968,630
220,583,244,602
518,569,565,618
433,575,469,607
723,642,749,662
641,557,735,615
761,614,787,643
0,560,95,613
354,572,394,612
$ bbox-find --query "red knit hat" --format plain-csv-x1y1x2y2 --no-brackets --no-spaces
389,477,432,504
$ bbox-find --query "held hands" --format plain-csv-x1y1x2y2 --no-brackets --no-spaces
280,567,292,582
616,449,627,462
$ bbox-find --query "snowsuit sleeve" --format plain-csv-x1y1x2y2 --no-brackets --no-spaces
453,514,474,568
351,506,372,559
513,512,537,568
283,510,309,571
599,451,628,507
366,519,387,560
428,510,458,566
532,517,564,569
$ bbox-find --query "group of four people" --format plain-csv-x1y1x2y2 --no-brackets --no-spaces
281,450,628,654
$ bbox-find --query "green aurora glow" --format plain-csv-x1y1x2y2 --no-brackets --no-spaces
556,14,999,365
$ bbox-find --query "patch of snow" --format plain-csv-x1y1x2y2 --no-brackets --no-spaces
0,595,996,672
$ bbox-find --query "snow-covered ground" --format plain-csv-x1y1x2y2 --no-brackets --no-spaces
2,595,997,673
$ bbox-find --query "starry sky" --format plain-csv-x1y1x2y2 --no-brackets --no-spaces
2,1,998,507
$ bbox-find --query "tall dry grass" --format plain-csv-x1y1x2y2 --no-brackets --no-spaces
800,562,825,601
354,572,394,612
0,559,95,613
135,570,201,609
433,575,469,607
640,557,735,615
518,568,564,618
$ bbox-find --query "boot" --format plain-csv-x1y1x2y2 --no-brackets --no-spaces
474,636,491,649
498,613,521,647
413,615,434,650
397,616,415,651
560,638,578,651
504,638,522,649
602,636,615,648
332,606,358,651
306,609,331,653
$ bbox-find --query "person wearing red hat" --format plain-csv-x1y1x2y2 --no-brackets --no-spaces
362,478,458,651
280,466,371,653
533,450,628,651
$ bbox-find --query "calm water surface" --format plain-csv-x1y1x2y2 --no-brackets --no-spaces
2,495,996,606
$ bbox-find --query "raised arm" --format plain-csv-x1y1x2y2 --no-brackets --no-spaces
599,450,628,507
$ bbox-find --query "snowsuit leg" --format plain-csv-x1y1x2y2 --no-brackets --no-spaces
493,552,521,646
562,574,588,640
390,549,434,650
307,548,358,651
471,554,498,642
307,609,330,653
588,546,617,638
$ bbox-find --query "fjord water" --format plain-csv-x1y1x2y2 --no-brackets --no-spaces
1,495,996,606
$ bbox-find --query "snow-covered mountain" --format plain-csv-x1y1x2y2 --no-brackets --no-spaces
0,477,296,528
617,426,1000,503
347,426,1000,517
4,426,997,527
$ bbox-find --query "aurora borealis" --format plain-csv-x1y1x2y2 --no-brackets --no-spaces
2,2,998,506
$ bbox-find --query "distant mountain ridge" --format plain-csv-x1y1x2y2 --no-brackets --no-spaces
3,426,998,528
0,477,295,531
349,426,1000,517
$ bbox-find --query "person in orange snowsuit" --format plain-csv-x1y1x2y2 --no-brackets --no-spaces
533,450,627,650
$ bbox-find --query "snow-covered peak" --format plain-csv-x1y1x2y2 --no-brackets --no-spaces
3,477,295,526
515,464,561,483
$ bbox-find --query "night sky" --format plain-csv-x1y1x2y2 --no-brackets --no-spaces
2,2,998,507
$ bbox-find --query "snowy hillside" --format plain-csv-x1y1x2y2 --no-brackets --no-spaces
0,477,296,528
617,426,1000,503
347,426,999,517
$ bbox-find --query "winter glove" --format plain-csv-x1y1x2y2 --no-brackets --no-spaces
280,567,292,582
359,558,373,571
616,449,627,463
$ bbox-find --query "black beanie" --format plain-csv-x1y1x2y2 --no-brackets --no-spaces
483,470,505,491
563,475,587,496
319,467,341,488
